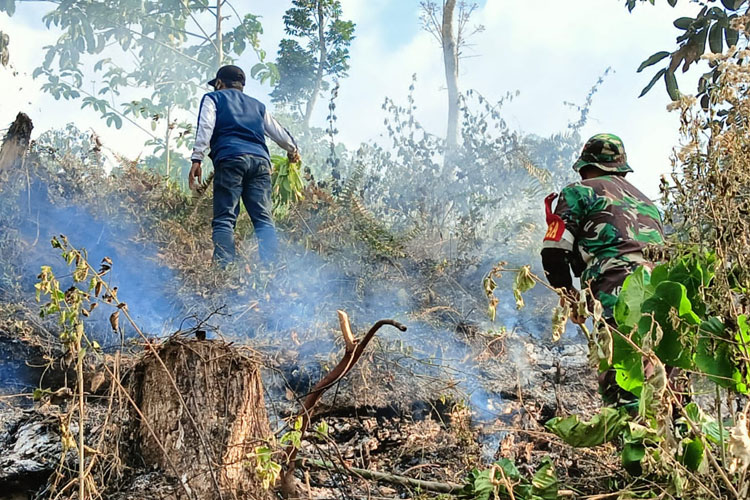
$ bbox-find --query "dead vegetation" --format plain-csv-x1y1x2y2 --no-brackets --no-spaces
0,110,630,500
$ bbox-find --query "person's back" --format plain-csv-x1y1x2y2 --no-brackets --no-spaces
188,65,300,266
550,173,664,307
541,133,673,407
204,89,270,165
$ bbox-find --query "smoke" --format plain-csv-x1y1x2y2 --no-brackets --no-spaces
0,101,584,465
4,177,183,344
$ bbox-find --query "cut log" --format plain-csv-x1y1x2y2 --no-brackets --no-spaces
127,338,272,500
0,112,33,177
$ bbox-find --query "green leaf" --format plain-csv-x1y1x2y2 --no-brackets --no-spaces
725,26,740,47
530,457,558,500
615,266,653,330
665,70,680,101
613,353,644,396
32,387,51,401
721,0,745,10
709,22,724,54
696,318,741,389
641,281,700,368
639,68,667,97
465,468,495,500
674,17,694,30
621,441,646,476
546,407,629,447
637,51,670,73
680,438,705,471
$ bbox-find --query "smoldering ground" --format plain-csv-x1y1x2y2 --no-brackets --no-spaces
0,113,588,463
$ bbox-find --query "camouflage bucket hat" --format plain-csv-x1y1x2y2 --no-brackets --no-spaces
572,133,633,174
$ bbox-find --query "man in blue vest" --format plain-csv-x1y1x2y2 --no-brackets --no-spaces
189,65,300,265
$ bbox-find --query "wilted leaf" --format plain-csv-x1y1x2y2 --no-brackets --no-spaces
551,304,569,341
512,266,536,310
109,310,120,332
728,412,750,474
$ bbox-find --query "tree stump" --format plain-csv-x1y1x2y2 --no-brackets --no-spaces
128,338,271,500
0,112,33,177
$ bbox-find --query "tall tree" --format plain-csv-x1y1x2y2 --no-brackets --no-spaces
271,0,355,129
420,1,484,153
0,0,277,179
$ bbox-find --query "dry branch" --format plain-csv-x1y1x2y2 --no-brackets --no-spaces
281,311,407,497
297,456,463,494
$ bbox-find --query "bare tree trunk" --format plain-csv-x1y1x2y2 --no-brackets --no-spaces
441,0,459,155
304,2,327,129
216,0,223,66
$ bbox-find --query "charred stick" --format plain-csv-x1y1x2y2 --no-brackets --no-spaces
296,457,463,494
281,311,407,497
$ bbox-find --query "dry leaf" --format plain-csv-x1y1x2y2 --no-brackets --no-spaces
109,310,120,332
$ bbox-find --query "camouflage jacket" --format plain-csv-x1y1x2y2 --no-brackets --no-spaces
542,175,664,312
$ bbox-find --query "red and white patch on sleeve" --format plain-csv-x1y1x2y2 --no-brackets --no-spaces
543,193,566,242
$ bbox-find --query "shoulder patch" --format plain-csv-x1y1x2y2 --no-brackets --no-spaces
544,192,566,242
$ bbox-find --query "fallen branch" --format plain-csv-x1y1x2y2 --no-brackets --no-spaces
297,456,463,494
280,311,407,497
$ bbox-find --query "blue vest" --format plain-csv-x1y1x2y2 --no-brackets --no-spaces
202,89,270,164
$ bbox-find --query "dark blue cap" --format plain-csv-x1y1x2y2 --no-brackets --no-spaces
208,65,246,87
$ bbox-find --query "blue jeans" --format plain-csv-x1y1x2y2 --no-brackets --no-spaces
212,154,278,265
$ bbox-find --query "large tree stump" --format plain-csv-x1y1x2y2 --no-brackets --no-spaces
128,338,271,500
0,112,33,177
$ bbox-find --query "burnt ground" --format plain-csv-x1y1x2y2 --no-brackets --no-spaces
0,319,621,500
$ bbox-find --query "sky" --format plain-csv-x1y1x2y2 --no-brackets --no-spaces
0,0,701,198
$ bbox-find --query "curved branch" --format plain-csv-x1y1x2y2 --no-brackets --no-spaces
280,312,407,497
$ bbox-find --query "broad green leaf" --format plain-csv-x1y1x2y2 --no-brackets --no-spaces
725,26,740,47
666,257,707,316
621,441,646,476
683,402,728,444
695,318,740,389
615,266,653,330
674,17,693,30
614,353,644,396
680,438,705,471
641,281,700,368
530,457,558,500
546,407,629,447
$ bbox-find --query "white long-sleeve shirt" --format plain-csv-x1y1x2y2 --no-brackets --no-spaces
190,95,298,163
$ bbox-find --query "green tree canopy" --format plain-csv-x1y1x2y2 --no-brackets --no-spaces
0,0,277,178
627,0,745,104
271,0,355,128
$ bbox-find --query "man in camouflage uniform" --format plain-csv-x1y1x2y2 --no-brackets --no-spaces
541,133,665,404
